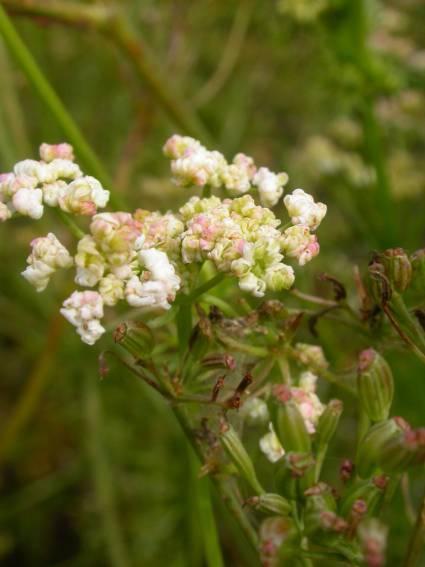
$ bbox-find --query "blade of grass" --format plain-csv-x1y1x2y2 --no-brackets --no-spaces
84,370,130,567
0,5,124,207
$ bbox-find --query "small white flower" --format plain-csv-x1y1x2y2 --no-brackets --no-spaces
125,275,172,310
0,202,12,221
22,232,73,291
59,176,109,215
60,290,105,345
284,188,327,230
239,272,266,297
138,248,180,293
74,235,105,287
42,180,68,207
259,423,285,463
298,371,318,393
48,159,82,182
281,225,320,266
14,159,53,184
99,273,125,306
253,167,288,208
39,143,75,163
12,188,44,219
241,397,269,424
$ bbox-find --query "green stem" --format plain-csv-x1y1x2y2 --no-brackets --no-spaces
0,5,123,207
404,491,425,567
2,0,212,144
349,0,397,247
84,372,130,567
190,451,225,567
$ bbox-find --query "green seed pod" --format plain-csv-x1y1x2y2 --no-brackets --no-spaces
381,248,412,293
315,399,343,449
274,452,315,500
220,424,264,495
368,260,392,306
357,349,394,422
247,493,292,516
411,248,425,291
304,486,338,537
339,477,388,518
272,387,311,453
379,427,425,474
356,417,408,478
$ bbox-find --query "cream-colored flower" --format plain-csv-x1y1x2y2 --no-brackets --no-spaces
284,188,327,230
60,290,105,345
22,232,73,291
259,423,285,463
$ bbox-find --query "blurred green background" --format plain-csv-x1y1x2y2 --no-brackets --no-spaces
0,0,424,565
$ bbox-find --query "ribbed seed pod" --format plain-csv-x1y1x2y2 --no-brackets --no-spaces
356,418,407,478
275,399,312,453
381,248,412,293
357,349,394,422
220,424,264,495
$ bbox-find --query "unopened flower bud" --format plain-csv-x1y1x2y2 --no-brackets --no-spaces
274,452,315,500
273,387,312,453
340,459,355,483
339,478,387,518
220,424,264,495
381,248,412,293
246,493,291,516
315,399,343,449
379,426,425,473
411,248,425,290
357,519,387,567
304,485,338,537
356,417,409,478
357,349,394,422
368,260,392,306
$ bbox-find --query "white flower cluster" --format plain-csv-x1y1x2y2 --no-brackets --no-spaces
163,135,288,208
0,143,109,221
13,136,327,344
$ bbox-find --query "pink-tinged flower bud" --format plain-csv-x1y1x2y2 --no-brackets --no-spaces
220,424,264,495
304,485,338,537
246,493,291,516
340,459,355,483
357,349,394,422
39,143,74,163
273,386,312,453
379,426,425,473
357,519,387,567
60,290,105,345
113,321,154,360
356,417,409,478
411,248,425,290
259,517,296,567
339,478,387,518
274,452,315,500
381,248,412,293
